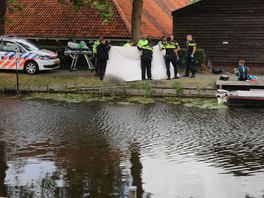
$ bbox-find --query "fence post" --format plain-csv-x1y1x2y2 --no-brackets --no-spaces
128,186,137,198
15,49,19,93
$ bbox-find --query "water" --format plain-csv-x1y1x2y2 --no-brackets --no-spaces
0,96,264,198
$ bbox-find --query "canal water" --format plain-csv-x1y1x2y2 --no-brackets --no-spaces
0,96,264,198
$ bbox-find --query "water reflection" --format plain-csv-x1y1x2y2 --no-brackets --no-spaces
0,141,7,197
5,158,57,197
130,143,143,198
0,97,264,197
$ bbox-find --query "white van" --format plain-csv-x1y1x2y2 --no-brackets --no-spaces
0,36,60,74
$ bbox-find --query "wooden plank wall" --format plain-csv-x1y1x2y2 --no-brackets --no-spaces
173,0,264,67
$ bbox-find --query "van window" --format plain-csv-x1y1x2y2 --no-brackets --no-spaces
3,41,19,52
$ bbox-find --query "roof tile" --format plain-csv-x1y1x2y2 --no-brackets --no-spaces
5,0,189,39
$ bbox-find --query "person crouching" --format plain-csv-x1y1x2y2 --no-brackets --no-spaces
96,38,111,81
137,37,153,80
234,60,249,81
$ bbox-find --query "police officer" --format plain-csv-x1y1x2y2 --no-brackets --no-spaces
96,38,111,80
163,35,180,80
158,35,167,52
137,36,153,80
184,34,197,78
92,37,103,75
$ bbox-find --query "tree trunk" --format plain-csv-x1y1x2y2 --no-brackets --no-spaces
0,0,7,35
131,0,143,42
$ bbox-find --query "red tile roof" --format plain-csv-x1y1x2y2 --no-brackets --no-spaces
5,0,190,39
115,0,190,38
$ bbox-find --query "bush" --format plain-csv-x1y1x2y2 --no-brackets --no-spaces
178,49,207,69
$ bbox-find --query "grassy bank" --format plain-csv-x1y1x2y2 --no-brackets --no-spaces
0,71,222,99
0,72,218,89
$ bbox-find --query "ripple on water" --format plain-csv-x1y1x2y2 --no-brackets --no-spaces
1,97,264,197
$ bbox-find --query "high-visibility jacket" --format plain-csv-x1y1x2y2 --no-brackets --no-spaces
93,40,100,54
142,45,153,52
137,40,153,58
186,40,197,56
164,41,180,56
123,43,132,47
137,39,149,48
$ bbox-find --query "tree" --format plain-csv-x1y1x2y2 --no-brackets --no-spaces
0,0,6,35
131,0,143,42
70,0,144,41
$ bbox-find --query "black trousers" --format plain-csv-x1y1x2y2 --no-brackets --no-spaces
141,57,152,80
185,56,195,76
165,54,178,79
93,54,99,74
98,59,107,80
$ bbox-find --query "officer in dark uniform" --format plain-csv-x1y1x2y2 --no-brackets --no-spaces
96,38,111,80
184,34,197,78
163,35,180,80
92,37,104,75
137,37,153,80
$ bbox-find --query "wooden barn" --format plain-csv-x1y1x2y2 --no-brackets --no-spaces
172,0,264,72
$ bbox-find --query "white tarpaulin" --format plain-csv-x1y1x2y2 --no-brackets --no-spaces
105,45,176,82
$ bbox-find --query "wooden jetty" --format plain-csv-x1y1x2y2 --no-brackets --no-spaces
217,79,264,91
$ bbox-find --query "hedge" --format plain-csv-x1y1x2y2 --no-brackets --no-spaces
177,49,207,69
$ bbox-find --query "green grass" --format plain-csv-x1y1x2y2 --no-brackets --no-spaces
0,72,219,92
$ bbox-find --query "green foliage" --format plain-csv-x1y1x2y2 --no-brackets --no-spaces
172,81,184,96
127,97,155,105
62,0,113,24
178,49,207,69
8,0,23,13
131,81,152,94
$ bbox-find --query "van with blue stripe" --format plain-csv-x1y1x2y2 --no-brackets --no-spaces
0,36,60,74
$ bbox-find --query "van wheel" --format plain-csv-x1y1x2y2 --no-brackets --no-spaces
24,61,39,75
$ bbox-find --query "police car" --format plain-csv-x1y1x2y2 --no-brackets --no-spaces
0,36,60,74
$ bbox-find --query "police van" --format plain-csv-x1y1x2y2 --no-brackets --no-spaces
0,36,60,74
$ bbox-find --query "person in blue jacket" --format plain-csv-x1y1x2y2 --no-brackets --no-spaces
234,60,249,81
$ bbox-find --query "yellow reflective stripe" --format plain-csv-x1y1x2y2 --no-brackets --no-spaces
165,42,179,49
188,43,197,47
187,41,197,47
93,40,100,53
143,45,153,51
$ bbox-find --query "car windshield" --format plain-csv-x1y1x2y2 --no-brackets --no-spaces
17,40,40,51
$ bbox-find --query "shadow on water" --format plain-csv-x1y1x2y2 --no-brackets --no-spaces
0,141,7,197
130,143,143,198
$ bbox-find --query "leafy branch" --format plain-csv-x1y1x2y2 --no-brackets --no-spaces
60,0,113,24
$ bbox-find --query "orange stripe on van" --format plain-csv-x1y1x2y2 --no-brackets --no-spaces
8,62,16,69
3,57,15,68
20,58,30,68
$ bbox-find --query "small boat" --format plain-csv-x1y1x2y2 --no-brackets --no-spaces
217,89,264,107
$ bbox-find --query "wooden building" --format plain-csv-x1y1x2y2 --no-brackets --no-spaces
172,0,264,70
